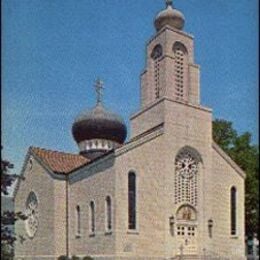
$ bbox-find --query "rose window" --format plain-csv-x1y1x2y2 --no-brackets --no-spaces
25,192,39,238
175,152,198,179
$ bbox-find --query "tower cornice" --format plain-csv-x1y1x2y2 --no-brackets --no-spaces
147,25,194,47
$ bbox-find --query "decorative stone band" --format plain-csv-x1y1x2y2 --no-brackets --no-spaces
79,139,120,152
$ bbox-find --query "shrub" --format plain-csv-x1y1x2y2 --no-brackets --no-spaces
83,257,94,260
71,256,80,260
57,256,69,260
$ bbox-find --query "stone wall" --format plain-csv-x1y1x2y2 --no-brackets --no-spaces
68,155,116,257
211,147,245,258
14,155,57,259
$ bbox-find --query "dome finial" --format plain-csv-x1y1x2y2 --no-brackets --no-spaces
165,0,173,7
94,78,104,104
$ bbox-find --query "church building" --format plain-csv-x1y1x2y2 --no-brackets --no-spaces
14,1,246,259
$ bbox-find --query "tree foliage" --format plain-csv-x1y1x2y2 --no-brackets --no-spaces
57,256,70,260
213,119,259,238
1,158,15,196
1,149,27,259
71,256,80,260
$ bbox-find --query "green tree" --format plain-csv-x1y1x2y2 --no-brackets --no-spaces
1,149,26,259
213,119,237,152
213,119,259,239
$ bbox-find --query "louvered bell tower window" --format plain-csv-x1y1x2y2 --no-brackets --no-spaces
151,44,163,99
173,42,187,100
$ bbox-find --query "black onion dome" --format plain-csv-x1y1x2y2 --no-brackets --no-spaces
72,103,127,144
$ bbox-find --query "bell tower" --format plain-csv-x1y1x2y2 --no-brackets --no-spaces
131,0,206,139
140,0,200,107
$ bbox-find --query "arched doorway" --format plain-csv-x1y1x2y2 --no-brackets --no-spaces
175,204,198,255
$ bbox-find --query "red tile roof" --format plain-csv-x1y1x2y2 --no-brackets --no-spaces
31,147,90,174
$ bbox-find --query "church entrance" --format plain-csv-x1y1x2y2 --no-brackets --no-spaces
176,224,198,255
175,205,198,255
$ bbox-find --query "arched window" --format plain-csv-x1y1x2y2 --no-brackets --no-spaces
76,205,81,235
174,147,201,207
230,186,237,235
90,201,95,234
173,42,188,100
25,191,39,238
151,44,163,99
128,172,136,230
106,196,112,231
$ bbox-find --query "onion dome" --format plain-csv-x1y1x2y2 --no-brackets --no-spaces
72,79,127,159
72,103,127,144
154,0,185,31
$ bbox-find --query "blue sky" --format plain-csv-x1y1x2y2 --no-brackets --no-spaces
2,0,259,175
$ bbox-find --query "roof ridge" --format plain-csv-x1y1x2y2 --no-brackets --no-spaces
29,146,91,175
30,146,83,157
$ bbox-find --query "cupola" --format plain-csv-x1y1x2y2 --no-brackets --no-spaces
72,79,127,159
154,0,185,31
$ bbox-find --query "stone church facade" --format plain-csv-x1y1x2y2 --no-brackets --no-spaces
14,1,246,259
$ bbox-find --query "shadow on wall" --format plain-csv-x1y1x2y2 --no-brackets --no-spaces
69,151,116,184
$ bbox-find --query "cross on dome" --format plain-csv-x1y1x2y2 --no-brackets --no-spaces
94,78,104,104
166,0,173,7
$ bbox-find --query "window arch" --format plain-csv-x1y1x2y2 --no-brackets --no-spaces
176,205,197,221
106,196,112,231
128,172,136,230
151,44,163,99
151,44,163,59
174,147,201,207
90,201,95,234
76,205,81,235
173,42,188,100
230,186,237,235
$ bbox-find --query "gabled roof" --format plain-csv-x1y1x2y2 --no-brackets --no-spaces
31,147,90,174
212,142,246,179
